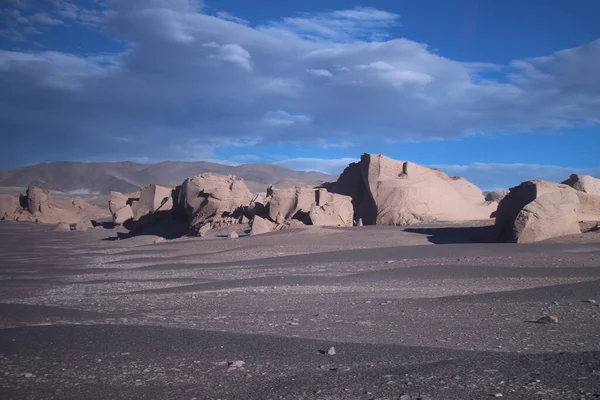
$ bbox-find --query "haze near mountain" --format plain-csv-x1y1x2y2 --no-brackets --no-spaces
0,161,337,195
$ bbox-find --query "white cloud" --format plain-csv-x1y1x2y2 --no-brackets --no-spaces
307,68,334,78
215,11,248,25
264,110,312,127
209,43,252,71
275,157,359,174
259,7,400,42
0,1,599,166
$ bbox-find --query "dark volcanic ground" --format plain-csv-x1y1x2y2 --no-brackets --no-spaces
0,221,599,400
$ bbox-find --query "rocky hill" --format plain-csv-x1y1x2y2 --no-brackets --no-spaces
0,161,336,195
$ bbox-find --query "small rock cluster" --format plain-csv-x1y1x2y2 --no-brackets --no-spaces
0,186,106,228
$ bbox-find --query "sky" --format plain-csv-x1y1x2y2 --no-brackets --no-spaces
0,0,599,190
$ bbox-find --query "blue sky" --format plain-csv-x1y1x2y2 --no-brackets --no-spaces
0,0,599,190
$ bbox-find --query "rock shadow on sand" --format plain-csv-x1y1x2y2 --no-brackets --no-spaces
404,225,496,244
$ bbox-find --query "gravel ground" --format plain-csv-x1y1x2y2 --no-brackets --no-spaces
0,221,599,399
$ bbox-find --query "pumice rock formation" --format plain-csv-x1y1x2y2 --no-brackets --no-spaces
331,154,495,226
495,178,600,243
0,186,107,225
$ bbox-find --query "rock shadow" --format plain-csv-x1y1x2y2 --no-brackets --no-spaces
404,225,496,244
102,210,190,241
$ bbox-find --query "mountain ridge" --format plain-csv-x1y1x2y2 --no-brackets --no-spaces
0,161,338,194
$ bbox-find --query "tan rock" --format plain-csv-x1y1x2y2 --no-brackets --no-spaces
26,186,54,215
198,222,212,237
132,184,174,221
495,181,581,243
0,194,22,220
309,189,353,227
109,191,140,225
228,231,239,239
180,173,252,228
114,205,134,225
349,154,495,226
75,220,93,232
6,186,108,225
250,215,274,236
563,174,600,196
268,187,315,224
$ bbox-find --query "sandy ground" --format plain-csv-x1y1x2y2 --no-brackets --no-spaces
0,220,599,399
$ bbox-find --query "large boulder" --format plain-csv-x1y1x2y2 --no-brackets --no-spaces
563,174,600,196
268,187,316,224
495,181,582,243
26,186,54,215
0,194,22,221
309,189,354,227
333,154,495,226
249,215,275,236
180,173,252,228
109,191,140,225
1,186,108,225
131,184,174,221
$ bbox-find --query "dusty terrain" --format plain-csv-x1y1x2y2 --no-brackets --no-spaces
0,221,599,399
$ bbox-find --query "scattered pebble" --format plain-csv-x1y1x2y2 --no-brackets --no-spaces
491,394,503,398
537,315,559,324
584,299,597,304
327,346,336,356
227,360,245,371
24,373,33,378
228,231,239,239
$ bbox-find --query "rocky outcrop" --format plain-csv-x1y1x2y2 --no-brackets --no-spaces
563,174,600,196
309,189,353,227
495,181,582,243
180,173,253,230
485,189,509,203
268,187,316,224
131,184,174,221
0,186,107,225
0,195,21,220
333,154,495,226
249,215,275,236
109,191,139,225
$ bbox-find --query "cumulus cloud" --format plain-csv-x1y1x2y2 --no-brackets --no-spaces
0,1,599,166
275,158,359,174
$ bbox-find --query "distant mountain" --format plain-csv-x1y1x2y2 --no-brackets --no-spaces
0,161,338,194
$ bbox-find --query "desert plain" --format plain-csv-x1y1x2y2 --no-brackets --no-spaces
1,220,599,400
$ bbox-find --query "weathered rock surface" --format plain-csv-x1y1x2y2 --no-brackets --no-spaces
563,174,600,196
249,215,275,236
1,186,107,225
180,173,252,229
485,189,509,203
268,187,316,224
495,181,582,243
131,184,174,221
333,154,495,226
26,186,54,215
309,189,353,227
109,191,140,225
0,195,21,220
75,220,93,232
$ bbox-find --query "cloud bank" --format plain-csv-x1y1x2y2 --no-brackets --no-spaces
0,0,599,167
